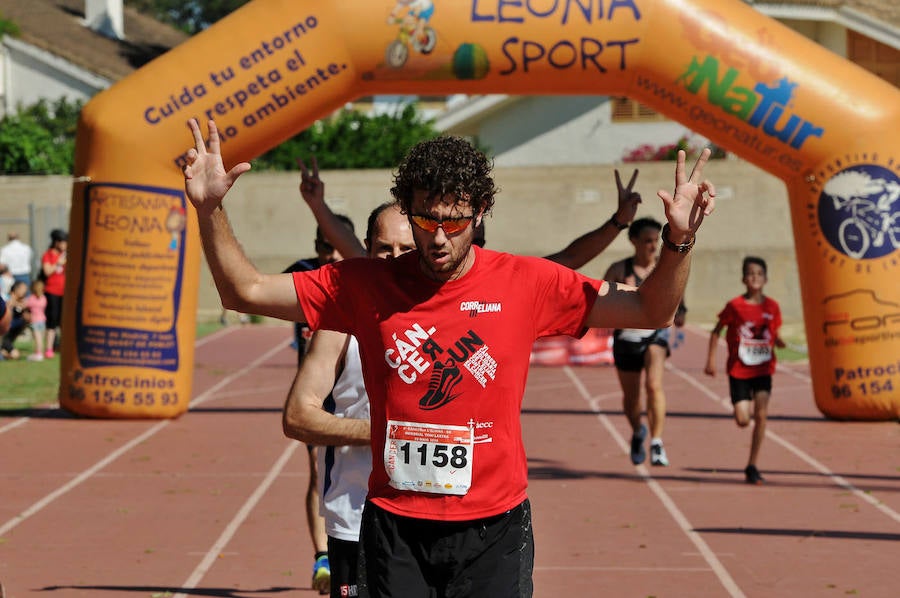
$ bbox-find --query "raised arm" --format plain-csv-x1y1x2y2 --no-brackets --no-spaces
183,119,302,322
587,149,715,329
543,168,641,269
704,320,725,376
283,330,371,446
297,156,367,259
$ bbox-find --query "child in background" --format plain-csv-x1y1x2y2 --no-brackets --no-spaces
704,256,785,484
0,280,30,360
26,279,47,361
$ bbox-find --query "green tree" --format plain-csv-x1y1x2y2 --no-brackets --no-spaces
253,103,441,170
0,98,81,174
0,11,21,36
0,96,441,174
127,0,249,34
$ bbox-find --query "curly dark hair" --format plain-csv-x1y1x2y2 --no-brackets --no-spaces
390,136,497,216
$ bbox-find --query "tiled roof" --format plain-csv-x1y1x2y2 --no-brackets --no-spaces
0,0,188,82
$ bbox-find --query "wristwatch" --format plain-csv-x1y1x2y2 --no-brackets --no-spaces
608,213,629,231
661,224,695,253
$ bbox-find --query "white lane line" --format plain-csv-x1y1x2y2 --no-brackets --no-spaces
0,335,290,536
665,363,900,525
0,421,168,537
173,441,300,598
199,384,290,401
194,325,240,346
775,362,811,383
0,417,29,435
188,339,290,409
563,366,747,598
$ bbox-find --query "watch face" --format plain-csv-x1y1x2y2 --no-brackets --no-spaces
662,224,693,252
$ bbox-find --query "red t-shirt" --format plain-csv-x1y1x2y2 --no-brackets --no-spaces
42,249,66,296
716,295,782,379
293,247,602,521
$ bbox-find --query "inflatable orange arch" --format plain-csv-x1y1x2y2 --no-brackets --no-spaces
61,0,900,420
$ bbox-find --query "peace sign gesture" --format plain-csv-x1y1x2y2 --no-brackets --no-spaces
297,155,325,208
182,119,251,216
657,148,716,241
613,167,641,227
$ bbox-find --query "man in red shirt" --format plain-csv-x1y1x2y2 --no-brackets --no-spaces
182,118,716,597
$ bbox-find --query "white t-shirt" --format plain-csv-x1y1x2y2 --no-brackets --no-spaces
317,336,371,542
0,239,34,277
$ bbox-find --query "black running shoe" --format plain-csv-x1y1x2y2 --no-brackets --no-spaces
630,424,647,465
744,464,764,484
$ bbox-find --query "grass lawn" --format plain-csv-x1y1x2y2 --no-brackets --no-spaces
0,321,226,412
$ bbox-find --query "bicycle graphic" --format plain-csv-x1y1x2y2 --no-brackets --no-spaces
385,14,437,68
823,170,900,259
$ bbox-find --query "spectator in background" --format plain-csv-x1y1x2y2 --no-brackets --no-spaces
1,280,31,360
1,231,34,289
0,264,14,301
26,278,48,361
0,296,10,336
41,229,67,359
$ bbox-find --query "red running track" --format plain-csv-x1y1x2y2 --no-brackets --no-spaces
1,324,897,597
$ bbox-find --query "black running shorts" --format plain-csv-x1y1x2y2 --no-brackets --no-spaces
728,375,772,404
358,499,534,598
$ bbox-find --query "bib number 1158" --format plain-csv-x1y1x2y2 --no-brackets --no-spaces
384,420,473,496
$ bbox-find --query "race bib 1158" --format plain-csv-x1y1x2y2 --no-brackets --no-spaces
384,420,473,496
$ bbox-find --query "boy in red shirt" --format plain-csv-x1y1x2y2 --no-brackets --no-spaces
704,256,785,484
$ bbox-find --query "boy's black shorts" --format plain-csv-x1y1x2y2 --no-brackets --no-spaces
358,499,534,598
728,375,772,404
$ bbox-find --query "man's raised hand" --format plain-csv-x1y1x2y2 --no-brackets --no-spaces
182,119,251,216
657,148,716,240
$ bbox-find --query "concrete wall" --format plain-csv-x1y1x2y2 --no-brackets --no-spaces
0,158,802,329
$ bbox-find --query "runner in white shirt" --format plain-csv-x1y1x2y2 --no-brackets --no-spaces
284,201,415,598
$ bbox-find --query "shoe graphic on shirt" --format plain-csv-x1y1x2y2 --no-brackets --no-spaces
419,359,462,410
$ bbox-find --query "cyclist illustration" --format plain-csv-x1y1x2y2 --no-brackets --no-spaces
386,0,437,68
823,169,900,259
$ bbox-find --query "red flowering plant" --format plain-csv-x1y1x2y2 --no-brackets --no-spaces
622,134,725,162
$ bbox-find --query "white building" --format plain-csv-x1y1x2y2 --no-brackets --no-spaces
0,0,186,118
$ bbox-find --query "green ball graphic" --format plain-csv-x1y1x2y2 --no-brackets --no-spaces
452,43,489,80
